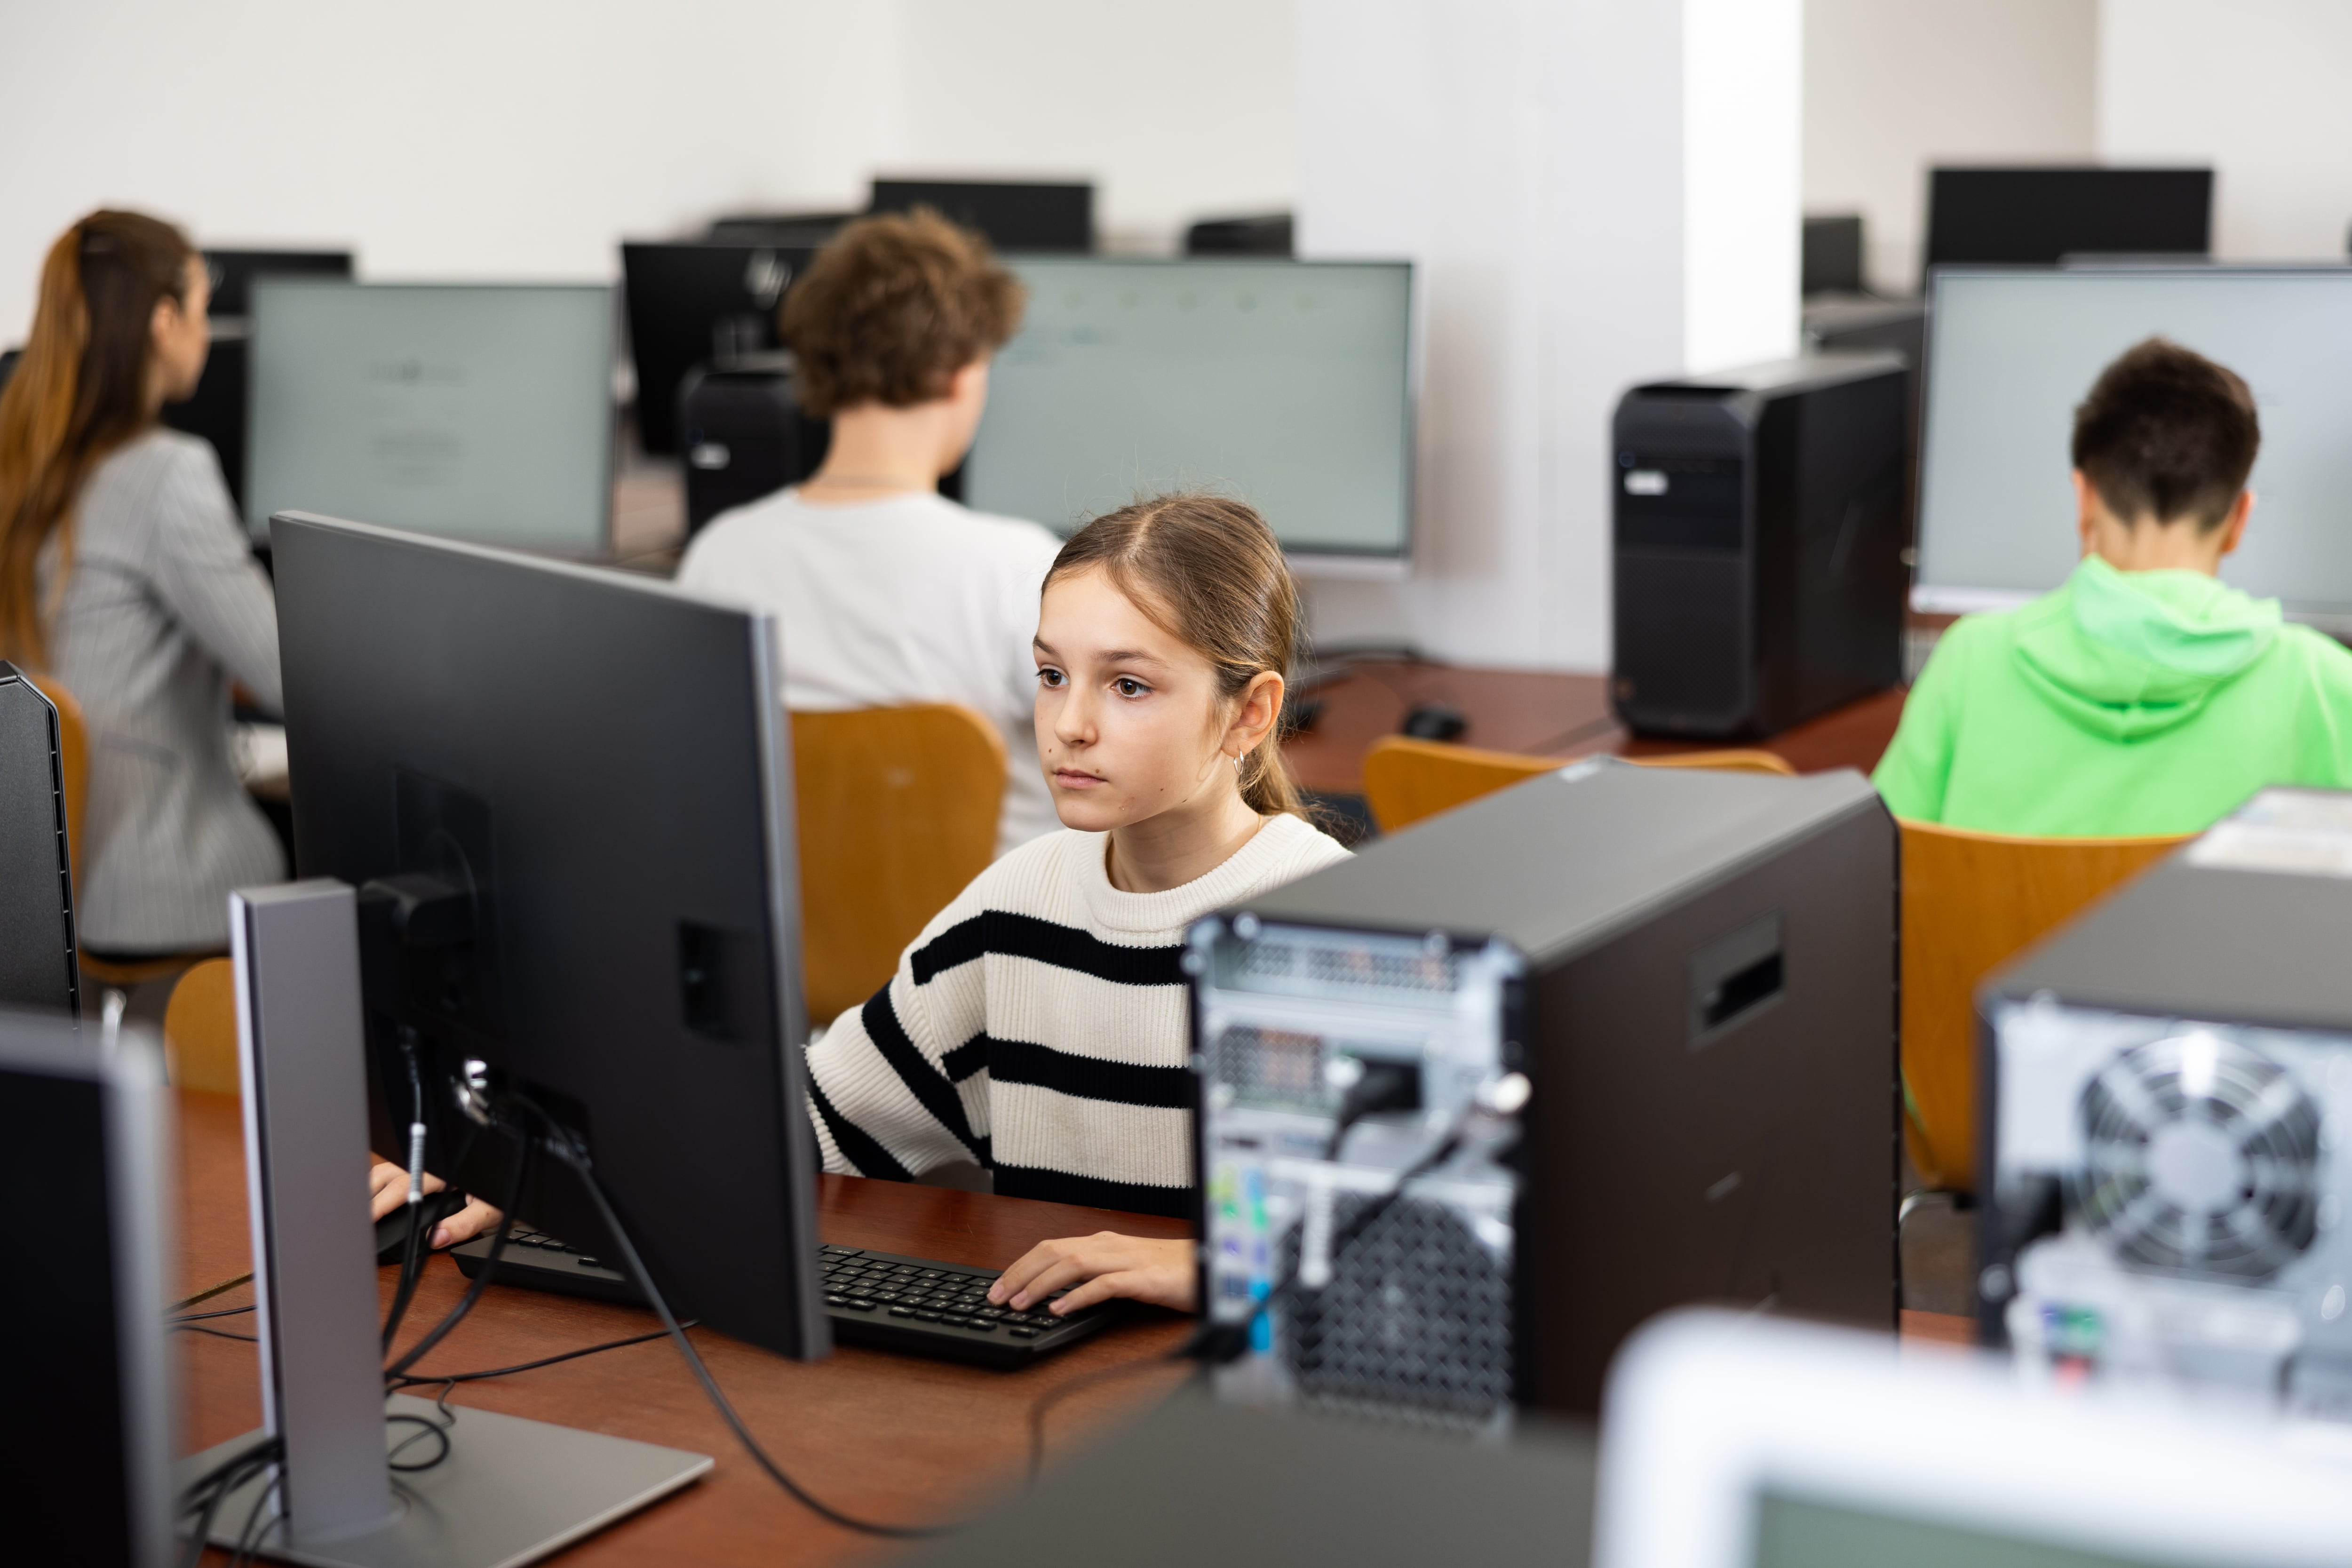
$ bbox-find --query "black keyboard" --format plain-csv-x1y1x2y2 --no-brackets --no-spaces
447,1229,1117,1369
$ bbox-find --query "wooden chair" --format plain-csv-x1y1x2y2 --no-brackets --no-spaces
162,957,241,1096
1360,734,1796,835
1899,820,2187,1194
792,704,1006,1030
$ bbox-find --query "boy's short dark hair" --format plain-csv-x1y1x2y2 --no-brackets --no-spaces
779,209,1025,417
2071,337,2260,531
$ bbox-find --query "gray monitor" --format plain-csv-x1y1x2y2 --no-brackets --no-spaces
962,258,1414,561
1915,266,2352,629
246,281,613,555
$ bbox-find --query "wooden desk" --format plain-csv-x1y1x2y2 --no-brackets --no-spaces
1280,661,1908,797
175,1087,1972,1565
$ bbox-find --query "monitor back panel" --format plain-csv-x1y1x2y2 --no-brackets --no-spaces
621,242,811,456
1923,167,2211,272
0,669,76,1015
246,282,613,555
1917,268,2352,622
273,513,824,1357
870,180,1092,252
962,258,1413,558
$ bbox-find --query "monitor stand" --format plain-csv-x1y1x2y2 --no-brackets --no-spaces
182,882,709,1567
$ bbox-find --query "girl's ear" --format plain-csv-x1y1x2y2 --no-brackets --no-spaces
1224,669,1285,760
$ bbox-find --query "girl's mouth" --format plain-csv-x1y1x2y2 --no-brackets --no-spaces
1053,770,1107,789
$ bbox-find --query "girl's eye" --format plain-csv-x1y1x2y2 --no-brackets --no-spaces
1114,677,1149,699
1037,667,1065,688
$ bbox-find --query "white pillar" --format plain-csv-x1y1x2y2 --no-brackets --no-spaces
1297,0,1800,672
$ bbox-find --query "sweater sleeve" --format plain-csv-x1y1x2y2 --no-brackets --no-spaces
151,441,283,712
1871,625,1964,823
803,871,998,1180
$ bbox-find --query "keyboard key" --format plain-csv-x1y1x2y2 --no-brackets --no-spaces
820,1244,861,1257
845,1299,877,1312
889,1306,916,1318
940,1316,970,1329
914,1310,942,1322
1008,1327,1037,1339
576,1258,604,1269
918,1270,944,1280
966,1319,998,1333
825,1294,849,1307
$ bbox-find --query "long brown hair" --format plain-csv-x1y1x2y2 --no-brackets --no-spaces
0,210,197,666
1046,493,1308,819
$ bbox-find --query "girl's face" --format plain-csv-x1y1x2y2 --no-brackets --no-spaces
1033,566,1243,834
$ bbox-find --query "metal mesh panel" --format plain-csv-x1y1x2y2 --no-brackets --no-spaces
1280,1195,1512,1431
1237,937,1456,996
1215,1024,1330,1112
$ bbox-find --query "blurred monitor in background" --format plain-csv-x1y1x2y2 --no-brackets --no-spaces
245,280,613,556
160,247,354,510
1923,167,2210,286
870,179,1092,253
963,257,1414,563
1185,214,1293,257
1801,215,1865,296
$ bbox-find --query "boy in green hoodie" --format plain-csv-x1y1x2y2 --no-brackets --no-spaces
1874,337,2352,837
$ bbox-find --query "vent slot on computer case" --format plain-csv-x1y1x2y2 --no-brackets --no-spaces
1190,917,1526,1435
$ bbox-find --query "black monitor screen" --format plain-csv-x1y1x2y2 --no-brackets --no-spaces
621,242,812,456
1924,168,2210,281
870,179,1092,253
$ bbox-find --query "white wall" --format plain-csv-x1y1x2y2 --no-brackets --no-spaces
1298,0,1799,673
2100,0,2352,261
0,0,1298,341
1804,0,2098,293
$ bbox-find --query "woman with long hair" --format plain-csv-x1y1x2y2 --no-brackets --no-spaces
0,210,283,958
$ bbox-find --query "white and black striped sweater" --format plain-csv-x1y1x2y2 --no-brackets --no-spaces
804,814,1352,1217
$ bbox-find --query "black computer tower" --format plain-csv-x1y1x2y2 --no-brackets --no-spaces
1212,759,1897,1418
678,359,830,533
1612,354,1907,739
0,664,78,1016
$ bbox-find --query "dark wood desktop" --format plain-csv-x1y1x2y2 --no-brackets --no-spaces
1279,659,1910,795
173,1084,1965,1565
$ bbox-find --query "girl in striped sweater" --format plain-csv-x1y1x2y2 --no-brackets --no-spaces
804,494,1351,1319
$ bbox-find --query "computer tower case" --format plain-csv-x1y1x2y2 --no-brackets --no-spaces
1612,354,1907,739
678,357,830,533
1981,789,2352,1419
0,664,78,1016
1199,758,1897,1421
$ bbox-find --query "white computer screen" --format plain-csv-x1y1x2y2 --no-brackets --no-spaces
962,258,1413,557
1917,268,2352,621
246,281,612,554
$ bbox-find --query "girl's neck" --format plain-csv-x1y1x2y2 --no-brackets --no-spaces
1104,779,1267,895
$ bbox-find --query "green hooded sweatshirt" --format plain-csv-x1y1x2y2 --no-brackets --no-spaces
1873,556,2352,836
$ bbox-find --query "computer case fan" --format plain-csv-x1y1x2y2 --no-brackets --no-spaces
1983,791,2352,1418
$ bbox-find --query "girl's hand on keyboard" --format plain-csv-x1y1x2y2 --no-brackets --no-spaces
988,1232,1196,1316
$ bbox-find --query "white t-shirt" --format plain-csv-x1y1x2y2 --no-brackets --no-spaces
676,487,1064,856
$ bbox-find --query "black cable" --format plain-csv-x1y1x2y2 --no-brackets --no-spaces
172,1272,254,1312
171,1303,256,1322
225,1471,283,1568
379,1032,439,1355
383,1123,536,1382
389,1323,690,1390
175,1436,281,1568
385,1412,454,1473
515,1093,959,1540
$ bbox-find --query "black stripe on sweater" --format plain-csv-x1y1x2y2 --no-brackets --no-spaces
993,1163,1194,1220
860,987,987,1164
807,1076,913,1182
909,911,1186,989
941,1034,991,1083
988,1036,1196,1110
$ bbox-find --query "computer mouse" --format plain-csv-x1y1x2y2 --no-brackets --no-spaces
1400,702,1467,742
374,1188,468,1265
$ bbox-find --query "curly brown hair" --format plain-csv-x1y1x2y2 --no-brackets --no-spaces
779,209,1025,417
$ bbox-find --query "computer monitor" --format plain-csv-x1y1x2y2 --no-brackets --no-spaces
1597,1312,2352,1568
271,509,827,1360
0,1011,173,1567
869,179,1092,253
245,282,613,555
159,250,355,510
962,258,1414,561
620,242,814,456
1915,266,2352,626
1923,167,2211,282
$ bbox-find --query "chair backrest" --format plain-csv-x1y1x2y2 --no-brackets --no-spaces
792,704,1007,1030
1898,819,2187,1193
162,957,241,1096
22,672,86,874
1360,735,1796,835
